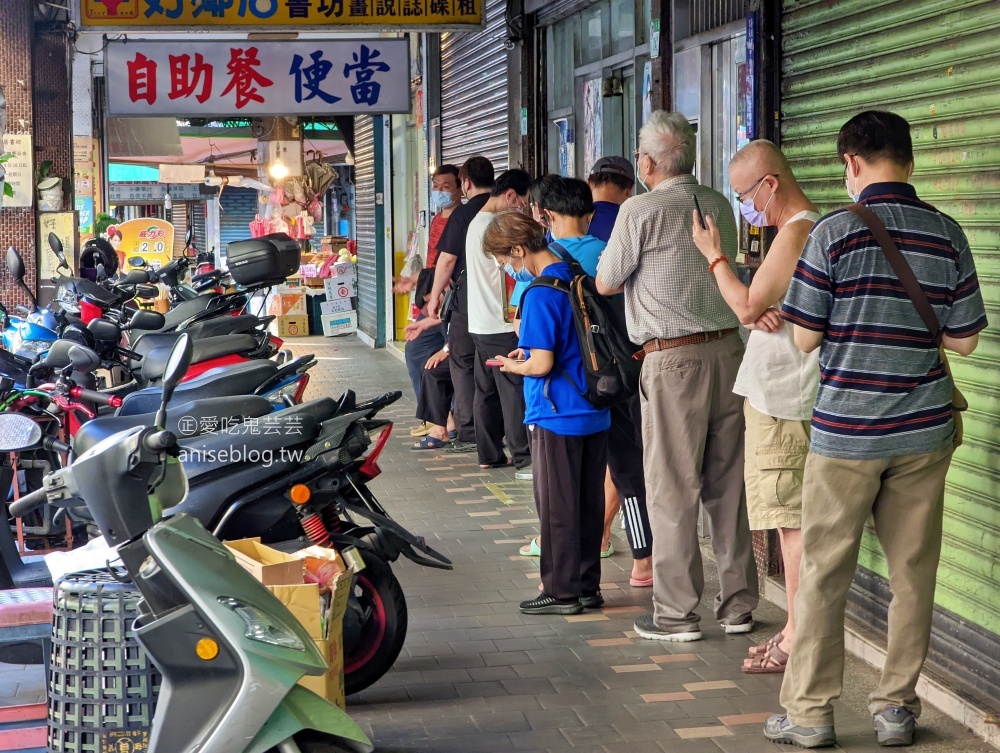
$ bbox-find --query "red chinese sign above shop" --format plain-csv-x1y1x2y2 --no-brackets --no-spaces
105,39,410,116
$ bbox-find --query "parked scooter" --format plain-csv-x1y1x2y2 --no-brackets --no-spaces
7,336,373,753
1,247,61,361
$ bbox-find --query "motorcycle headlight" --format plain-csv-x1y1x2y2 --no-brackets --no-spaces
217,596,305,650
16,339,51,358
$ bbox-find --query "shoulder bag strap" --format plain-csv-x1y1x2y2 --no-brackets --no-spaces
845,203,941,344
548,241,589,278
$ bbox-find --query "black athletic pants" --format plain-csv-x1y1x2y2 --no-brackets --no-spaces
607,395,653,559
471,332,531,469
446,311,476,444
416,361,453,428
533,426,608,600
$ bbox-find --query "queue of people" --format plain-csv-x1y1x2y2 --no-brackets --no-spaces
399,107,987,749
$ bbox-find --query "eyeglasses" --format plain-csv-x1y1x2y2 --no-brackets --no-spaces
734,173,778,203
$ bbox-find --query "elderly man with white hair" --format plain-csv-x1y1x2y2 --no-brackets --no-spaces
596,110,759,642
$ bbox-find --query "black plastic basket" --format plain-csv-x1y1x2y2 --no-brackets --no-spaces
47,568,159,753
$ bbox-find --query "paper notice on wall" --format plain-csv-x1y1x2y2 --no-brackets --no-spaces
1,134,33,208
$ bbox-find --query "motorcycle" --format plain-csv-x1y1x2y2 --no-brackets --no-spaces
7,335,373,753
1,246,61,361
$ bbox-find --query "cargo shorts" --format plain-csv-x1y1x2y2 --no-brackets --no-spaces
743,400,810,531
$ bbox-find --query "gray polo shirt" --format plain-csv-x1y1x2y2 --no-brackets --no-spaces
597,174,740,344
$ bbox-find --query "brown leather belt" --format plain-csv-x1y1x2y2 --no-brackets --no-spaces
635,328,739,361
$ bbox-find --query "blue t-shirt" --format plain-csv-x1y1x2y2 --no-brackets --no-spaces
549,235,607,276
518,262,611,436
588,201,620,242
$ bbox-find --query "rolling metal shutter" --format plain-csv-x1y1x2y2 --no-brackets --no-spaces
440,0,510,170
354,114,379,341
219,188,259,252
781,0,1000,704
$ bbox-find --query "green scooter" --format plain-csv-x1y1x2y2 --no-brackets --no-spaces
8,335,373,753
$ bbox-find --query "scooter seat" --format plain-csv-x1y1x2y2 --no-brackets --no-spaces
141,334,258,383
74,395,273,456
159,294,216,331
277,397,339,424
117,360,278,416
131,316,271,355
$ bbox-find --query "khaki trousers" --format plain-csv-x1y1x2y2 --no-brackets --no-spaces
639,334,759,630
781,442,953,726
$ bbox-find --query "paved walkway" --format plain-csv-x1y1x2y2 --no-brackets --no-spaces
2,334,992,753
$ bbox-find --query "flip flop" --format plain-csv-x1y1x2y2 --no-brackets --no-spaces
481,459,512,469
748,632,784,657
449,430,458,440
600,543,614,558
412,436,449,450
629,575,653,587
519,537,541,557
743,642,789,674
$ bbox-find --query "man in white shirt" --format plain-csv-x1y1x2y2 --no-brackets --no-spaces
692,140,820,675
466,169,533,477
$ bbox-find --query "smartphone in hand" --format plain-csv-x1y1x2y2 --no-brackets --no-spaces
692,194,707,229
485,359,504,367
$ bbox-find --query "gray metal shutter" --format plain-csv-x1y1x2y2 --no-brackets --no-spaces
354,114,378,340
218,188,260,251
781,0,1000,704
440,0,510,170
191,202,207,257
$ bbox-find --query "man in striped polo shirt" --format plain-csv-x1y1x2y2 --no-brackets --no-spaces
765,111,987,748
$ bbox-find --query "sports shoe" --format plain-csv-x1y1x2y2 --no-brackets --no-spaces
763,714,836,748
579,590,604,609
633,613,702,642
873,706,915,747
445,440,476,454
515,464,533,481
519,594,583,615
721,614,754,634
409,421,431,437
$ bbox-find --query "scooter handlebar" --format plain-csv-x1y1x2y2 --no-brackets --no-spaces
70,386,123,408
9,487,49,517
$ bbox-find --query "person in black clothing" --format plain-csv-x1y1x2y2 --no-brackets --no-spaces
427,156,494,452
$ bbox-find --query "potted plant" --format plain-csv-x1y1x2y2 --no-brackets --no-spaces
36,160,65,211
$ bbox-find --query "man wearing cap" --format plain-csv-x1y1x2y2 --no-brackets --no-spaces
587,156,636,243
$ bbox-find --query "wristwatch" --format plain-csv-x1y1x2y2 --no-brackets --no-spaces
442,344,450,354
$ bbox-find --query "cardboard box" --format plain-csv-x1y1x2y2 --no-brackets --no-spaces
331,260,357,280
321,311,357,337
324,275,356,301
224,539,352,710
320,298,354,316
304,276,327,288
267,285,307,316
269,314,309,338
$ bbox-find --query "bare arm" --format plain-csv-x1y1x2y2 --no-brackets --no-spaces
942,332,979,357
498,348,554,377
596,274,624,296
693,212,812,326
426,254,457,319
792,325,823,353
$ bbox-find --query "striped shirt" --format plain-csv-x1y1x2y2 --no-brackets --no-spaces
782,182,987,460
597,174,740,344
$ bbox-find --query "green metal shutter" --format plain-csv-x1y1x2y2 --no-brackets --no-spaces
781,0,1000,699
354,115,379,341
440,0,510,171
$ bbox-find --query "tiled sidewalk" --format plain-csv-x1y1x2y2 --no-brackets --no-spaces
2,335,992,753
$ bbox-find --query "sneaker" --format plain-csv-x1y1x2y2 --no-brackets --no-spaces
763,714,836,748
873,706,915,747
633,613,702,642
409,421,431,437
579,590,604,609
445,440,476,454
515,464,533,481
519,594,583,615
721,614,754,634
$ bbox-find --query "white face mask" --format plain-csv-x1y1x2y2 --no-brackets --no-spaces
845,162,860,203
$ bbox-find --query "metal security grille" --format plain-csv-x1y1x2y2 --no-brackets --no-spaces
781,0,1000,706
440,0,510,170
687,0,746,36
354,114,378,340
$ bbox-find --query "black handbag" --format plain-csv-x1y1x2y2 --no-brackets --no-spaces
439,269,464,324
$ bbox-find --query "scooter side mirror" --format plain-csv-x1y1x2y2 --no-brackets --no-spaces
127,310,165,331
67,344,102,373
135,284,159,300
6,247,26,282
49,233,69,270
128,256,147,268
157,334,193,428
123,269,151,285
0,413,42,452
185,227,193,248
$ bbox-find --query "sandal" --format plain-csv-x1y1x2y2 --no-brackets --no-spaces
412,435,450,450
748,632,784,657
743,642,789,674
481,459,512,469
519,537,541,557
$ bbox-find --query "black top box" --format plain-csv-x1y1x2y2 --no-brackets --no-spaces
227,233,301,287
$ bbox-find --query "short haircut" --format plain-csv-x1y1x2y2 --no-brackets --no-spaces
837,110,914,168
588,171,634,192
481,212,549,260
528,174,560,210
491,169,532,198
639,111,696,176
434,164,460,181
461,156,495,189
542,177,594,217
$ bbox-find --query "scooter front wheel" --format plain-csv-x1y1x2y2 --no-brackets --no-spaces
270,730,361,752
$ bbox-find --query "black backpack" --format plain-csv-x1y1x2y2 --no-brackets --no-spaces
519,249,641,409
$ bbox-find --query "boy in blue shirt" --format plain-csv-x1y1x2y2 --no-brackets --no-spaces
483,211,611,615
